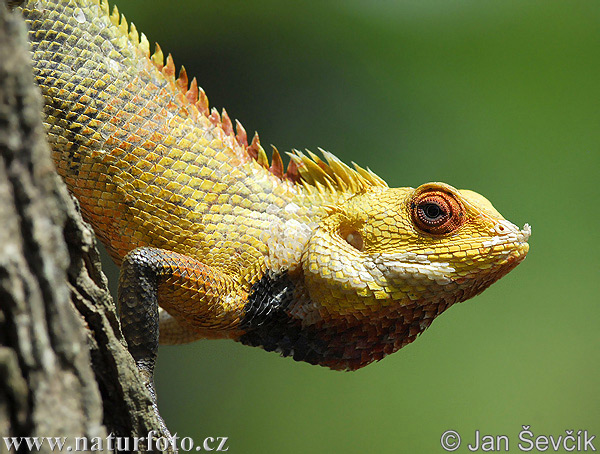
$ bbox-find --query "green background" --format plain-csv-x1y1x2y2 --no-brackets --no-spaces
100,1,599,452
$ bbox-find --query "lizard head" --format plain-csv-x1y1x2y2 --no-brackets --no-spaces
301,182,530,369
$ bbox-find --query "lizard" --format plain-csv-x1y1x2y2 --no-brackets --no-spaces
18,0,530,434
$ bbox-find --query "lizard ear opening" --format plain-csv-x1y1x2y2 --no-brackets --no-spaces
340,225,364,251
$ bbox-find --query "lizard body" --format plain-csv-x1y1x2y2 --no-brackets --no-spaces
19,0,530,423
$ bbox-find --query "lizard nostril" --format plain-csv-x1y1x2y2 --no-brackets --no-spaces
494,221,516,235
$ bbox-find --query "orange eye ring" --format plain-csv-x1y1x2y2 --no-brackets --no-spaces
410,190,465,235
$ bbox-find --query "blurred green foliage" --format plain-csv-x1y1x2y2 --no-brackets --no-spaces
98,1,600,452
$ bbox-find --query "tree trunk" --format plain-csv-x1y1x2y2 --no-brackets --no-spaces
0,3,164,452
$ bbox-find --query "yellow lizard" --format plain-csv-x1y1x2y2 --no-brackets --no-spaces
19,0,530,433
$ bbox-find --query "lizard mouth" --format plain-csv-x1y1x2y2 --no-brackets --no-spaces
466,223,531,292
370,222,531,287
454,224,530,301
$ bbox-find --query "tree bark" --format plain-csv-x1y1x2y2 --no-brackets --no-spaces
0,3,164,452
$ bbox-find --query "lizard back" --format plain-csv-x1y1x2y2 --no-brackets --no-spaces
24,0,339,283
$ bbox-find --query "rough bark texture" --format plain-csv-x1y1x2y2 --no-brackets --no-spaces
0,3,165,452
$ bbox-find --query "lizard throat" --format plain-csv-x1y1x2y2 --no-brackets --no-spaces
237,272,457,371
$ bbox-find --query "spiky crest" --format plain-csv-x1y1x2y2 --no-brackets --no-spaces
97,0,388,194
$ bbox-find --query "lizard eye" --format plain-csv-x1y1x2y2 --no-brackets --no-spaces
411,191,464,235
421,202,444,221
